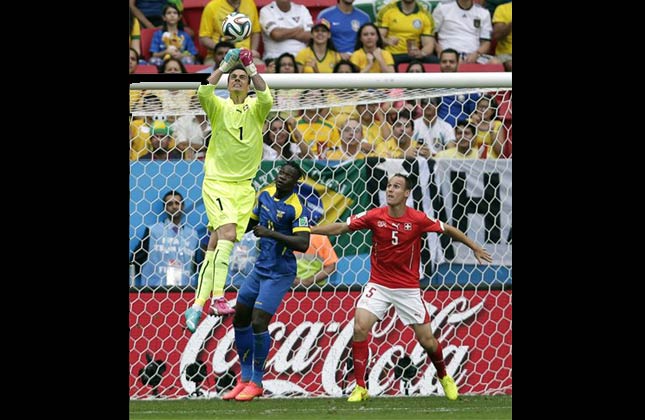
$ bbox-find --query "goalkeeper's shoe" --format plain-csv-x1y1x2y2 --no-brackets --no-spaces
439,374,459,400
347,385,369,402
235,382,264,401
222,381,248,400
210,297,235,316
184,307,201,333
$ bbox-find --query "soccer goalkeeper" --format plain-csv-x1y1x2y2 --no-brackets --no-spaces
184,47,272,333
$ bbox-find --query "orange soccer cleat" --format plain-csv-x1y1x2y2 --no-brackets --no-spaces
222,381,249,400
235,382,264,401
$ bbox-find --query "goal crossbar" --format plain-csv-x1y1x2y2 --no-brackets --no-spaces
129,72,512,90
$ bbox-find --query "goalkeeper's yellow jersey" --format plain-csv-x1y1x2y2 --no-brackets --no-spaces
198,84,273,182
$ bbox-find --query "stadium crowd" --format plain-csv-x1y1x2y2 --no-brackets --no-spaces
129,0,512,162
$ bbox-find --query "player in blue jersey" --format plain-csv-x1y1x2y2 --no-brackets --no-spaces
222,162,311,402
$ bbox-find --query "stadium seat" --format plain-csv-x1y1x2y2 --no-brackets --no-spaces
494,90,512,121
353,0,376,21
502,121,512,158
184,64,210,73
496,90,512,158
133,65,158,74
354,0,441,22
458,63,505,72
398,62,506,72
255,0,335,7
140,28,157,62
397,63,438,72
182,1,209,61
183,0,209,7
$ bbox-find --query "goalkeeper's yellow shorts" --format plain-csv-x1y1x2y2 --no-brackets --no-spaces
202,180,255,241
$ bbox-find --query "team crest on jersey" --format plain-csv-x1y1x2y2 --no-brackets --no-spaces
404,222,412,231
351,19,360,32
377,220,387,228
474,18,481,28
276,210,285,220
243,104,249,111
298,216,308,227
413,19,422,29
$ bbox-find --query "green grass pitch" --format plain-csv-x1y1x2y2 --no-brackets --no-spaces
130,395,511,419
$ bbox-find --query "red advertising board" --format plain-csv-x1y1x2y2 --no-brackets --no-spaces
129,290,511,398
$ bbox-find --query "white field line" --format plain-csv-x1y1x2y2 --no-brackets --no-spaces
134,405,511,415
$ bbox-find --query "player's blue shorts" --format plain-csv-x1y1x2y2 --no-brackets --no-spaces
237,270,294,315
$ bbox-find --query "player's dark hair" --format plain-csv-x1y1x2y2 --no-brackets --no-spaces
283,161,303,180
392,173,412,191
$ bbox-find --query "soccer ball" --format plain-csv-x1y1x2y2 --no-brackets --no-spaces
221,12,252,43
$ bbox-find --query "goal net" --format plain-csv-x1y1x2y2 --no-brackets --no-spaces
129,73,512,399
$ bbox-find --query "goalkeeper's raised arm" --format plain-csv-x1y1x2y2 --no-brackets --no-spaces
205,48,268,95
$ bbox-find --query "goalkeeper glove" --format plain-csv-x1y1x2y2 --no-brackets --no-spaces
219,48,240,73
239,48,257,77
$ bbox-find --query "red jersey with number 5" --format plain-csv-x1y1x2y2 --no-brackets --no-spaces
348,206,444,289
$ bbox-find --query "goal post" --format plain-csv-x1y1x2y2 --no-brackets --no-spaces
129,72,512,399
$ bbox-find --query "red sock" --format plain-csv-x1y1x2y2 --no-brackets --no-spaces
352,339,369,387
428,341,447,379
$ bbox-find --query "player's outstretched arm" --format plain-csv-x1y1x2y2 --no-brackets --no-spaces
206,48,240,85
239,48,267,91
310,222,350,236
443,224,493,264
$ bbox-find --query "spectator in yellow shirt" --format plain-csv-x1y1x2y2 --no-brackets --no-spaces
434,120,479,159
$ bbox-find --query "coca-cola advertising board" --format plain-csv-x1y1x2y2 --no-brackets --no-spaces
129,290,511,398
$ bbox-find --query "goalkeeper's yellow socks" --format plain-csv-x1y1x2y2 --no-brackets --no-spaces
194,250,216,308
211,240,234,297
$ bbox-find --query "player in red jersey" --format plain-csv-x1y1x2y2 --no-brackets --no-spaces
311,173,492,402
